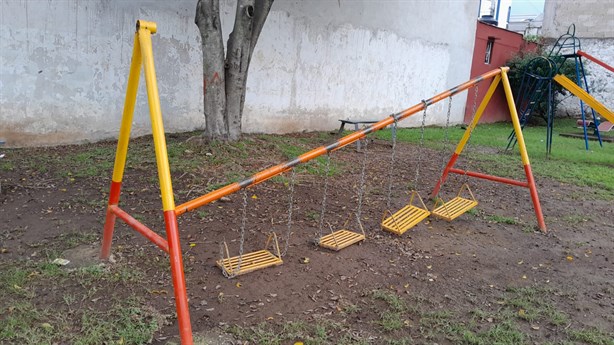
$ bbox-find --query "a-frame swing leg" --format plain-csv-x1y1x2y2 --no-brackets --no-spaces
99,21,194,345
431,68,546,232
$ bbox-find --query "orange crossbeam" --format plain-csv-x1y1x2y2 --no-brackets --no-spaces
175,68,508,216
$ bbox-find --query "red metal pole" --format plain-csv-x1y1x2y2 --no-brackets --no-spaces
101,181,122,259
163,210,192,343
431,153,460,199
448,168,529,188
577,50,614,73
109,205,169,253
524,165,547,231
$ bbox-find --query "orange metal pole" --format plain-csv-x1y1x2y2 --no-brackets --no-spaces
175,68,507,216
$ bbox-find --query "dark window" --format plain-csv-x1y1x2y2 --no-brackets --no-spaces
485,38,495,64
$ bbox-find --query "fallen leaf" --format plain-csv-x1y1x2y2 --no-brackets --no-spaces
531,325,540,330
518,309,526,317
189,243,196,247
236,282,242,288
300,257,310,264
40,322,53,331
522,275,527,279
251,194,258,199
566,256,574,262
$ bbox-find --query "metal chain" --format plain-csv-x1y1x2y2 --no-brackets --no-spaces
235,188,249,275
435,97,453,199
463,85,480,183
386,120,398,210
282,169,296,256
356,138,368,221
413,103,428,190
317,153,331,238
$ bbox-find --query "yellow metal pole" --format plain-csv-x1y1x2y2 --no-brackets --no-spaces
101,32,143,260
137,24,175,212
501,70,530,165
137,21,193,344
112,33,142,183
453,74,501,155
501,68,546,232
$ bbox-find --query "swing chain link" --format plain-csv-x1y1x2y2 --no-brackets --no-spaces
317,153,331,239
235,188,249,275
413,102,428,190
282,169,296,256
435,96,453,200
356,138,368,221
386,119,398,210
463,85,480,183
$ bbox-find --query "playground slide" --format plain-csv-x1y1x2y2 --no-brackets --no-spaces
553,74,614,124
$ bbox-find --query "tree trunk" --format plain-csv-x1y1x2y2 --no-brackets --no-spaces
225,0,255,141
196,0,274,141
196,0,227,140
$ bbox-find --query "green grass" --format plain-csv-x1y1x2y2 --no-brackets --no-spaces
0,259,157,345
371,289,407,312
375,119,614,199
566,327,614,345
0,299,161,345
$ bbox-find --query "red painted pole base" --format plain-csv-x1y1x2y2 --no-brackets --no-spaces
100,181,122,259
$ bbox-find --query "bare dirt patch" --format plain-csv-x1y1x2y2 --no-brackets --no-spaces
1,132,612,344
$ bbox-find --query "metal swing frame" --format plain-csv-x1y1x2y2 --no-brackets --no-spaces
100,24,544,342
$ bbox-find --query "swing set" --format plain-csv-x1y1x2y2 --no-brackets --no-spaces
99,21,546,345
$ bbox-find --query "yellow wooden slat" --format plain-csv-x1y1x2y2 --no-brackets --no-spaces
216,250,283,277
382,205,430,235
431,197,477,221
319,230,365,251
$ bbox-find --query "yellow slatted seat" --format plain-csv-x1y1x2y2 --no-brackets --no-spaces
217,250,283,277
319,229,365,251
217,233,283,277
431,184,478,221
381,191,430,235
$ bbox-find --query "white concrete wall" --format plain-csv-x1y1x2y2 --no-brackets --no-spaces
0,0,478,147
542,0,614,117
542,0,614,39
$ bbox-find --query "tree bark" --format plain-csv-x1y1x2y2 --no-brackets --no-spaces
225,0,255,141
196,0,227,140
196,0,274,141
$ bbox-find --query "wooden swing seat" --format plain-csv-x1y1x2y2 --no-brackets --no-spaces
319,230,365,251
431,184,478,221
217,233,283,277
382,205,430,235
382,191,430,235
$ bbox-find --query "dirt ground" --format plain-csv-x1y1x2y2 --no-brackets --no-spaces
1,133,612,344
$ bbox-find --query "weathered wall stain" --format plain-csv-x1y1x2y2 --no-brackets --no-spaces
1,0,478,147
